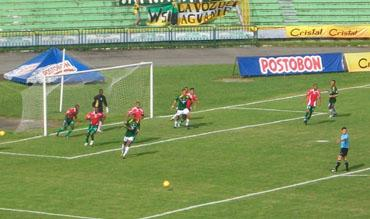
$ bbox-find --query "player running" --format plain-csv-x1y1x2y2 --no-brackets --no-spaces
127,101,144,123
304,83,321,125
186,87,198,112
328,80,339,118
331,127,350,172
56,104,80,137
121,117,140,159
92,89,108,132
84,107,105,146
171,88,190,128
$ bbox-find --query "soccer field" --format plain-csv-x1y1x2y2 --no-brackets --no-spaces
0,64,370,218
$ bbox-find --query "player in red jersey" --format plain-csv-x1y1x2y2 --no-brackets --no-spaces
304,83,321,125
127,101,144,123
185,87,198,127
84,107,105,146
56,104,80,137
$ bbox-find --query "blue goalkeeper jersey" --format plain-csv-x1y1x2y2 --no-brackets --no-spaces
340,133,349,149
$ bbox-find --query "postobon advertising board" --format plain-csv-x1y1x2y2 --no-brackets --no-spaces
344,52,370,72
237,53,345,77
286,25,370,39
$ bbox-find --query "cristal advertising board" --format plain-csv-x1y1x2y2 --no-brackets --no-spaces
237,53,345,77
344,52,370,73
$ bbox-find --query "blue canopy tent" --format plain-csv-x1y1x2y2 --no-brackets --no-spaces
4,48,104,84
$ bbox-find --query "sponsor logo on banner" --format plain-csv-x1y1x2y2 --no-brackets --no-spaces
344,52,370,72
286,25,370,39
40,61,77,77
259,56,323,74
147,3,177,26
237,53,345,77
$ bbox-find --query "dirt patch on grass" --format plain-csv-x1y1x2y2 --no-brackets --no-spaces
217,77,254,83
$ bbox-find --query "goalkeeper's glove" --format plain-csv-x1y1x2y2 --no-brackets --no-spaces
106,107,109,113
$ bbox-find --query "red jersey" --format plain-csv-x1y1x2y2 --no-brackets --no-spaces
85,111,105,126
128,106,144,122
65,107,78,119
186,93,198,109
306,89,321,106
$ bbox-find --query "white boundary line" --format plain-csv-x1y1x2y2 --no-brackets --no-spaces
0,83,369,147
67,113,325,160
341,175,370,177
229,107,306,113
0,207,102,219
140,167,370,219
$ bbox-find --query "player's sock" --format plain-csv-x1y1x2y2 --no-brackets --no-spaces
98,121,102,132
174,120,178,128
335,161,341,171
85,135,89,143
345,161,349,171
185,119,189,127
123,146,130,157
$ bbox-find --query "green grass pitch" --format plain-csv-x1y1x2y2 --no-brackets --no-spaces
0,64,369,218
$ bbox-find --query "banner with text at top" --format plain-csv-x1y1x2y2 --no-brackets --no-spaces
146,1,239,26
286,25,370,39
344,52,370,73
237,53,345,77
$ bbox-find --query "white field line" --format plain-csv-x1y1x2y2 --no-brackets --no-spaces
229,107,306,113
67,113,325,160
341,175,370,177
0,151,68,159
140,167,370,219
0,207,102,219
0,83,369,147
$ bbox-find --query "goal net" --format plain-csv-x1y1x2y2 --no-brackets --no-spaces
17,62,153,136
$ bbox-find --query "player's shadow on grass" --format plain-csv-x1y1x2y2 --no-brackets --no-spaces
132,150,158,157
316,119,336,125
98,137,161,147
191,122,213,128
349,163,365,171
190,116,204,120
336,113,351,117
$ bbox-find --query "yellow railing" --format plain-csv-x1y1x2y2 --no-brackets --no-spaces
241,0,250,26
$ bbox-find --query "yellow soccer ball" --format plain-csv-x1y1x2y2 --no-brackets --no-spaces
162,180,171,188
0,131,5,136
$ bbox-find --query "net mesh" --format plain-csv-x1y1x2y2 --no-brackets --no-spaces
16,64,151,135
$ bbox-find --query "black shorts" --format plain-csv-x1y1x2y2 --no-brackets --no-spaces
97,107,104,113
339,148,348,157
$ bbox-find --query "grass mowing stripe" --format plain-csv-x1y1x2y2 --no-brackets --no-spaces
0,207,102,219
139,167,370,219
67,113,325,160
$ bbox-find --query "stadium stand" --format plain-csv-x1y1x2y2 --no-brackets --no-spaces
250,0,370,26
0,0,241,31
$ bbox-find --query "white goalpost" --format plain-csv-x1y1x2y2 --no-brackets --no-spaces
38,61,154,136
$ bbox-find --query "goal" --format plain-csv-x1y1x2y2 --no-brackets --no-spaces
17,62,153,136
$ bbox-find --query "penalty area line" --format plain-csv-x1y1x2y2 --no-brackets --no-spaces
0,207,102,219
139,167,370,219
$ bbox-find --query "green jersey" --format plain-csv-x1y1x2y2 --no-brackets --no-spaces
329,86,338,103
125,119,139,137
175,95,189,110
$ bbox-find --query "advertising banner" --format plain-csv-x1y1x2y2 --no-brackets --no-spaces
344,52,370,72
286,25,370,39
237,53,345,77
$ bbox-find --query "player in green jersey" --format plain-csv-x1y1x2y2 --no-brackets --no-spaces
328,80,339,118
56,104,79,138
121,117,140,159
171,88,190,128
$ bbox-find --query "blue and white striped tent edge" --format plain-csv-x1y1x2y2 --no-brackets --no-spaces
3,48,104,84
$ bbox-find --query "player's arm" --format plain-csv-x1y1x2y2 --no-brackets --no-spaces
171,99,177,109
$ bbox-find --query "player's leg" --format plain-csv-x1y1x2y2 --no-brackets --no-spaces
85,125,92,146
97,107,104,132
122,137,133,158
304,106,310,124
65,120,75,137
174,110,181,128
307,106,314,120
56,120,68,136
328,102,334,117
184,108,190,128
343,149,349,171
332,154,342,172
89,126,98,146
